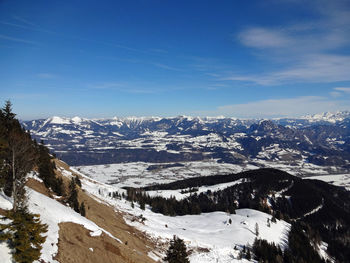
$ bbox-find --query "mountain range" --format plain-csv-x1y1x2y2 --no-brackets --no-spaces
22,112,350,173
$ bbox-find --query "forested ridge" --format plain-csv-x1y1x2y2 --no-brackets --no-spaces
127,168,350,262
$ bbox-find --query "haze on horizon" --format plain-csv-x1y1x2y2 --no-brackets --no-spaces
1,0,350,120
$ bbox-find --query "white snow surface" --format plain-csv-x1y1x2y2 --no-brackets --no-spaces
49,116,71,125
77,171,290,263
0,242,12,263
0,191,13,210
305,173,350,190
124,206,290,263
27,188,122,263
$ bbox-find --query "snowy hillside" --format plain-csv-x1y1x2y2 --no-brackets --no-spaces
76,168,291,262
2,158,345,262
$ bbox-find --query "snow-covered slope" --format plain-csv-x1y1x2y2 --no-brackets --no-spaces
76,168,291,263
27,188,122,263
126,208,290,263
0,242,11,263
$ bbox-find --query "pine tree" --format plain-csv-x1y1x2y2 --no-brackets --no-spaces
80,202,86,217
246,247,251,260
74,175,82,187
140,199,145,210
37,142,63,196
2,100,16,121
163,235,189,263
255,222,259,236
0,209,47,263
8,128,37,211
67,178,79,213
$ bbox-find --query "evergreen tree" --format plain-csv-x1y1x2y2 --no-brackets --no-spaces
246,247,251,260
164,235,189,263
140,199,145,210
74,175,82,187
0,101,48,262
67,178,79,213
255,222,259,236
0,209,47,263
37,142,63,196
8,126,37,211
2,100,16,121
80,202,86,217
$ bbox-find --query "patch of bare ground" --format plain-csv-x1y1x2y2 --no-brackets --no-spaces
0,207,7,216
55,222,125,263
53,159,157,263
26,178,52,198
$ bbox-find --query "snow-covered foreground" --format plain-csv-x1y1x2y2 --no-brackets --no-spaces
0,186,123,263
26,188,122,263
0,191,13,210
127,208,290,263
0,242,12,263
0,191,12,263
77,168,290,263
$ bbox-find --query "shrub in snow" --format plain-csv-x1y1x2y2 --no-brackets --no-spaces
164,235,189,263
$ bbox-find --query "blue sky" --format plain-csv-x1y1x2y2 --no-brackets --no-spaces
0,0,350,120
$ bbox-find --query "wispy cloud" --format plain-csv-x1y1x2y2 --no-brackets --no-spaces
238,28,291,49
37,73,56,79
87,82,161,94
0,34,38,45
223,54,350,85
151,62,182,71
148,48,168,54
334,87,350,93
227,0,350,85
198,96,349,118
88,82,125,90
2,16,162,55
97,55,181,71
12,15,37,27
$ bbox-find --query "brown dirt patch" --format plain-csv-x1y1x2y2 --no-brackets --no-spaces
56,222,124,263
53,159,157,263
26,178,52,198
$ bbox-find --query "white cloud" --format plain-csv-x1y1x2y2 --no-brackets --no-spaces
231,0,350,85
330,91,341,98
334,87,350,93
238,28,291,48
224,54,350,86
198,96,349,118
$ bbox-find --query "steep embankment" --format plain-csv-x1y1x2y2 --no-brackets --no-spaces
1,159,157,263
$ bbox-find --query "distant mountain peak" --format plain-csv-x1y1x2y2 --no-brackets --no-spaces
301,111,350,123
49,116,71,124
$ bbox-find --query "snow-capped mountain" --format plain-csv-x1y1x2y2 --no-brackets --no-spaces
301,111,350,123
22,113,350,173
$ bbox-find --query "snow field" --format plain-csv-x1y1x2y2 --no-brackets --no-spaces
75,171,290,263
